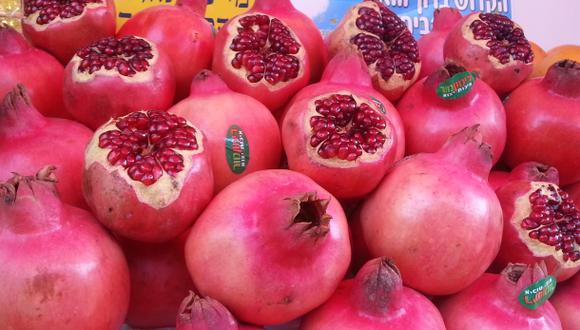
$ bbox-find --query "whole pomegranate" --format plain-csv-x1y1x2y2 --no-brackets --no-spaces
417,8,462,79
185,170,351,325
83,110,213,242
21,0,116,64
212,6,311,111
300,258,446,330
503,60,580,186
531,45,580,78
397,64,506,164
0,85,91,209
0,166,130,329
550,273,580,330
438,263,562,330
63,35,175,130
170,70,282,192
281,52,404,199
117,4,214,101
0,25,67,118
444,12,533,95
327,0,421,101
489,162,559,191
356,126,503,295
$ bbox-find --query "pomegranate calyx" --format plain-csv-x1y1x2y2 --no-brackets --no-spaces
288,192,331,237
500,263,549,293
508,162,559,185
189,70,231,96
252,0,295,12
1,165,57,205
353,257,403,316
432,8,462,31
424,64,467,91
0,85,46,137
439,125,493,179
542,60,580,98
177,291,238,329
0,25,30,54
321,51,373,87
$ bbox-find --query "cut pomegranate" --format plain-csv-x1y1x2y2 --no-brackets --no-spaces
22,0,116,64
83,110,213,242
444,12,533,95
327,0,421,101
489,162,559,191
63,35,175,130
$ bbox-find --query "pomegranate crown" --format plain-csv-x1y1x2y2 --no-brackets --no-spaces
0,166,57,205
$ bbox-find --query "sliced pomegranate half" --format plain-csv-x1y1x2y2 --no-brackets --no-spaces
327,0,421,101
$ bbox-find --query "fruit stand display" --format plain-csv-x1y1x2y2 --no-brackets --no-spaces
0,0,579,329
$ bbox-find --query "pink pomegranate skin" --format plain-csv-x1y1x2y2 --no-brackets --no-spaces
397,65,506,164
550,274,580,330
357,126,503,295
0,85,91,209
489,162,560,191
185,170,351,325
0,168,130,329
170,70,282,192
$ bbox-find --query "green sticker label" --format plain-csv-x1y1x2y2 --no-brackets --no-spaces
370,96,387,114
225,125,249,174
518,276,557,310
437,72,477,100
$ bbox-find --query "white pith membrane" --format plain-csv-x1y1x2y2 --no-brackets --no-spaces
512,182,580,267
303,91,392,168
23,2,106,32
85,111,205,209
70,36,158,84
223,11,306,90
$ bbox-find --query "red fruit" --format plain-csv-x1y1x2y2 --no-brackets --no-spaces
21,0,116,64
566,182,580,206
503,60,580,186
438,263,562,330
170,70,282,192
0,166,130,329
117,5,214,101
444,12,533,95
327,0,421,101
397,64,506,164
301,258,446,330
83,110,213,242
0,85,91,209
356,126,503,295
176,292,238,330
417,8,462,79
0,25,67,118
212,7,311,111
494,174,580,281
121,235,195,328
489,161,559,191
550,273,580,330
251,0,327,82
185,170,351,325
175,0,207,15
281,52,404,199
63,35,176,130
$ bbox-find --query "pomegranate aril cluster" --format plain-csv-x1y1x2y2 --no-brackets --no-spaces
470,13,533,64
521,185,580,262
230,15,301,85
24,0,102,25
309,94,387,161
98,111,198,186
76,36,154,76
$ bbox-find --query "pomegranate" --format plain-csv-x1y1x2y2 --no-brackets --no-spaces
21,0,116,64
117,4,214,101
327,0,421,101
550,273,580,330
185,170,351,325
300,257,446,330
0,25,68,118
494,169,580,281
176,292,238,330
251,0,327,82
356,126,503,295
212,7,311,111
176,0,207,14
0,166,130,329
444,12,533,95
503,60,580,186
489,162,559,191
121,234,195,328
83,110,213,242
170,70,281,192
531,45,580,78
397,64,506,164
417,8,462,79
566,182,580,206
63,35,175,130
281,52,404,199
0,85,91,209
438,263,562,330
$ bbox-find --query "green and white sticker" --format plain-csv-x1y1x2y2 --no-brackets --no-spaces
225,125,249,174
518,275,557,310
437,72,477,100
370,96,387,114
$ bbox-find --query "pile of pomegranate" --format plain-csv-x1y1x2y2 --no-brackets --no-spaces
1,0,579,328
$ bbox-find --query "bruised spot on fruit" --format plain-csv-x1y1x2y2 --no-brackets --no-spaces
26,271,64,303
108,207,113,213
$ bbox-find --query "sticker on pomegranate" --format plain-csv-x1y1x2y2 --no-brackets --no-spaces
437,72,477,100
518,275,557,310
226,125,250,174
